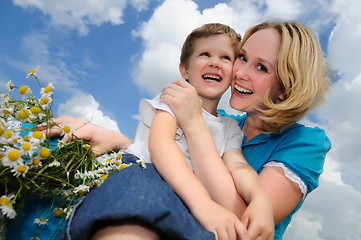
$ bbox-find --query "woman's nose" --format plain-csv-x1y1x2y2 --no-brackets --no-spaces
234,60,250,81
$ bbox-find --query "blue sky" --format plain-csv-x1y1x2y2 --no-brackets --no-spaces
1,0,361,239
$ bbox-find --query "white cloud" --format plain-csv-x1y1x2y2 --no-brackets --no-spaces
130,0,150,12
12,0,150,35
284,178,361,239
57,93,120,131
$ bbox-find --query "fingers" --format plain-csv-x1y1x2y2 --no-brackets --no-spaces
235,220,249,240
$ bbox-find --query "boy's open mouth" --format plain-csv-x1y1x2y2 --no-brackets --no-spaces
202,74,221,83
235,84,253,95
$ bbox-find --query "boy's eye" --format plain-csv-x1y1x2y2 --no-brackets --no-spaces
222,55,232,61
257,64,268,73
200,52,210,57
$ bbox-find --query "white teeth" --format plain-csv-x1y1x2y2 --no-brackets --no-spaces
235,84,253,94
203,74,221,82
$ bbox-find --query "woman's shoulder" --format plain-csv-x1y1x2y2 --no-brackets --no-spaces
280,122,330,144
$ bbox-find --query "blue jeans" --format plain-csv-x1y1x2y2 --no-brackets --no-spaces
58,154,215,240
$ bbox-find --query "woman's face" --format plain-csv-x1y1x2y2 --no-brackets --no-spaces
229,28,284,114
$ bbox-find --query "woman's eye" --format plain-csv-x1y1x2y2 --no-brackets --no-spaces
238,54,247,62
257,64,268,73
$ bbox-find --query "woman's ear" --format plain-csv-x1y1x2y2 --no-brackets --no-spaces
179,64,189,80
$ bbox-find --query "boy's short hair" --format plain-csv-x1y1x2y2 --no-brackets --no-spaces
180,23,242,68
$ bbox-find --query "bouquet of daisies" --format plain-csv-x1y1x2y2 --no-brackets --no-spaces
0,69,143,239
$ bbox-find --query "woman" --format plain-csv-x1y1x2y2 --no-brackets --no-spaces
51,20,331,240
160,21,332,239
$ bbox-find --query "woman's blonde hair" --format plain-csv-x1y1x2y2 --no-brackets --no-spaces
241,21,332,133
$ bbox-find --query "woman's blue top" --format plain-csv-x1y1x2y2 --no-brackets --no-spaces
218,109,331,239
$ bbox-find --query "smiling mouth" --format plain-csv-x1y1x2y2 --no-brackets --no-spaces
203,74,221,82
235,84,253,95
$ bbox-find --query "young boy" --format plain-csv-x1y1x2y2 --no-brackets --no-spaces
124,23,273,239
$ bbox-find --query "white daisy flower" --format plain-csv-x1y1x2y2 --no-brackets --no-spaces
0,195,16,219
5,80,14,92
11,164,29,177
28,130,46,145
26,67,39,79
40,82,54,96
18,85,32,100
29,106,46,120
39,94,52,109
49,159,60,167
20,141,38,158
1,148,23,168
34,217,48,225
73,185,90,194
0,106,14,118
26,157,42,168
0,203,17,219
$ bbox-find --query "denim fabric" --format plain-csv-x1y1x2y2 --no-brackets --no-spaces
58,154,215,240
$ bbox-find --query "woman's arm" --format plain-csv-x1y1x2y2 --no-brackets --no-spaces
148,110,248,240
42,115,133,155
258,167,303,225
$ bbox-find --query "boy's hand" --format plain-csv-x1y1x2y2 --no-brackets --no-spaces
191,199,249,240
241,194,274,240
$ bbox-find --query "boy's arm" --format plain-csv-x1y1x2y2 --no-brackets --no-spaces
148,110,248,240
179,116,273,239
223,149,274,239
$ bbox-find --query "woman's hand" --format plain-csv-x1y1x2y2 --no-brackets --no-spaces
160,79,203,131
39,115,133,155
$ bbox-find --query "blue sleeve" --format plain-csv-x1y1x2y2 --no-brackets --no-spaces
270,125,331,193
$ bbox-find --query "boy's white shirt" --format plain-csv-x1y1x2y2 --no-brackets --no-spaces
125,93,243,170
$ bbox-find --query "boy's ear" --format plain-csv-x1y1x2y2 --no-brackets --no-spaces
179,64,189,80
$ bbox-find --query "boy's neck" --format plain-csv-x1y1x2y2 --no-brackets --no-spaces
200,96,220,116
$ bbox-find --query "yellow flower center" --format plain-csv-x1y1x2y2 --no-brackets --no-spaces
32,131,44,139
33,158,40,165
19,109,30,120
53,209,63,218
83,144,90,150
2,109,10,115
39,147,50,159
30,106,41,114
116,154,122,160
63,125,71,133
5,130,12,139
23,135,29,142
44,86,52,93
28,69,36,74
0,197,10,205
22,142,31,151
106,159,111,164
119,164,128,170
40,98,49,105
19,85,29,95
8,150,20,161
115,161,120,166
0,127,4,136
102,174,108,180
17,165,27,173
